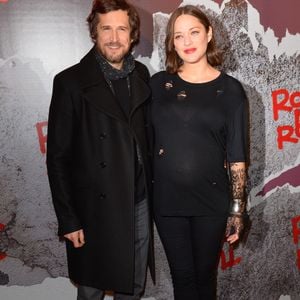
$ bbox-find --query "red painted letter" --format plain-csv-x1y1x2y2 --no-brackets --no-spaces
36,121,48,154
219,244,242,270
292,216,300,244
290,91,300,108
272,89,292,121
295,109,300,138
297,249,300,270
277,125,298,149
0,223,7,261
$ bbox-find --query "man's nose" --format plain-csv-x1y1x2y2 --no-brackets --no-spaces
110,30,119,42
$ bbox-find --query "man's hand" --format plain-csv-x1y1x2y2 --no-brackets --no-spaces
64,229,85,248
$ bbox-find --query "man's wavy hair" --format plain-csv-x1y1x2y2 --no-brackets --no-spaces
87,0,140,49
165,5,222,74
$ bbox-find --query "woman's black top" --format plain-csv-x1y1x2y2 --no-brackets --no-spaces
150,71,248,216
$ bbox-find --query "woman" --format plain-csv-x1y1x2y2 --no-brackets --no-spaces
150,5,248,300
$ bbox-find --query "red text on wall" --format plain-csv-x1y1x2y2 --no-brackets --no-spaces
36,121,48,154
0,223,7,261
219,243,242,270
291,215,300,269
272,89,300,149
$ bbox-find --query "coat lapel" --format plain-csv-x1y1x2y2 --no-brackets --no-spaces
83,81,127,122
129,70,151,121
78,48,127,123
78,48,150,123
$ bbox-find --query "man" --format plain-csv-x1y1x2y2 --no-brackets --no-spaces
46,0,154,299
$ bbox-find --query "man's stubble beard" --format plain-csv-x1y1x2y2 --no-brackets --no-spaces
98,42,130,65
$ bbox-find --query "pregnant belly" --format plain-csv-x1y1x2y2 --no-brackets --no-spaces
154,151,218,187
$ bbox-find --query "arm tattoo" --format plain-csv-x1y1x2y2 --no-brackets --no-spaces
227,163,247,233
229,162,247,200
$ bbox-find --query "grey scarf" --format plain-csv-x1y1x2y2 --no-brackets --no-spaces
94,47,135,81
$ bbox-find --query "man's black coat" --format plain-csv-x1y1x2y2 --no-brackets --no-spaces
46,48,154,293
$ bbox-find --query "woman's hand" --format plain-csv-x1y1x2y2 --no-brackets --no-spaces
226,215,244,244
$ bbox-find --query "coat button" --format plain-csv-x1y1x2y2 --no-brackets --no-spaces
100,162,107,168
99,133,107,140
99,193,106,199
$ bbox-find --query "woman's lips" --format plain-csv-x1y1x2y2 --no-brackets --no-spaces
184,48,196,54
